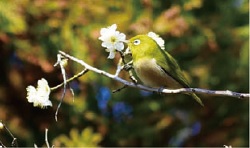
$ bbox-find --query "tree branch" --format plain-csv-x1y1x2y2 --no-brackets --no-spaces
51,68,89,90
0,121,18,147
58,50,250,99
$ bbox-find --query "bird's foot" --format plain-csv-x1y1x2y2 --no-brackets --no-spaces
123,63,132,71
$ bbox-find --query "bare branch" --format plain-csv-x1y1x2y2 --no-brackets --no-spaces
45,128,50,148
0,121,18,147
112,85,128,93
53,54,89,121
115,58,124,77
0,139,6,148
51,68,89,91
58,50,250,99
54,54,67,121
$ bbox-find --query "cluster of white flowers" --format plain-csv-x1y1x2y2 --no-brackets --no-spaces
147,32,165,50
26,78,52,108
99,24,165,59
98,24,126,59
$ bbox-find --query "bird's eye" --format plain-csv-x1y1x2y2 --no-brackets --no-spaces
133,39,141,45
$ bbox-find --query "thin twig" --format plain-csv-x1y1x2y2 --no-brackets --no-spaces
113,85,128,93
59,50,250,99
51,68,88,121
118,51,126,64
51,68,89,91
115,58,124,77
0,139,6,148
53,54,89,121
54,54,68,121
0,121,18,147
45,128,50,148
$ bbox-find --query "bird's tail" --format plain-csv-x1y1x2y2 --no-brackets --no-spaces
190,93,204,106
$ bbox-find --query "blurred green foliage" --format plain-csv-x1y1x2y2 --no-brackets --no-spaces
0,0,248,147
53,127,102,147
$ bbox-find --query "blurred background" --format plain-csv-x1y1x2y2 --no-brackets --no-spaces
0,0,249,147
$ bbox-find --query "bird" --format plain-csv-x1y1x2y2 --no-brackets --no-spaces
127,32,203,106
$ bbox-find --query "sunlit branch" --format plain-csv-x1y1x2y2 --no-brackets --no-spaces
45,128,54,148
54,54,67,121
53,54,89,121
58,50,250,99
50,68,89,91
50,68,85,120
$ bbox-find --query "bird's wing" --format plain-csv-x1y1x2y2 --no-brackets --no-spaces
156,50,190,88
156,50,204,106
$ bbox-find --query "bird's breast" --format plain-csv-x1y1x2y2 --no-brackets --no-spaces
134,58,181,88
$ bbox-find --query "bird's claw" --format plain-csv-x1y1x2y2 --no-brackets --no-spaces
123,63,132,71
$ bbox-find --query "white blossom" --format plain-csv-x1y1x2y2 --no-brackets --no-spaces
26,78,52,108
98,24,126,59
147,32,165,50
0,122,3,129
105,48,116,59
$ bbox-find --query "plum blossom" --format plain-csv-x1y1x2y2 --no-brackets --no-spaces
99,24,126,59
0,122,3,129
147,32,165,50
26,78,52,108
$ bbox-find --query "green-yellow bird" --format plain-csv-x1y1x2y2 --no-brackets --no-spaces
127,32,204,106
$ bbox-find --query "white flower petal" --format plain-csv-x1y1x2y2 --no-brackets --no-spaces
118,33,126,41
99,24,126,59
100,29,108,35
33,98,52,108
43,100,52,107
147,32,165,50
0,122,3,129
26,78,52,109
115,42,124,51
107,50,116,59
26,86,36,102
104,42,114,49
109,24,117,30
101,42,107,48
105,48,112,52
37,78,50,93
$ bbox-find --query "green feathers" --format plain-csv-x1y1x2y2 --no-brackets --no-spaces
128,34,204,106
191,93,204,107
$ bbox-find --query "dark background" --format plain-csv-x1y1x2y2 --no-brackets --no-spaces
0,0,249,147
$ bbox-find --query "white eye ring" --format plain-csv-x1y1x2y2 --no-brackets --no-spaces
133,39,141,45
